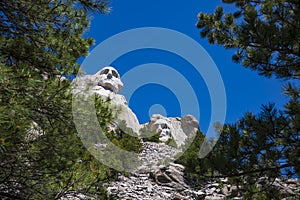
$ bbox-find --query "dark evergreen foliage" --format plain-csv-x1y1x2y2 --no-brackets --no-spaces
0,1,122,199
177,0,300,198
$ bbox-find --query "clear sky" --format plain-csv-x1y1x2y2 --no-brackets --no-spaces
82,0,288,134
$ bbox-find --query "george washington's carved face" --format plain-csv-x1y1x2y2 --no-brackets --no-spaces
96,66,123,93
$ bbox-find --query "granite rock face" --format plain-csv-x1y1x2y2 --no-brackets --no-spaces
96,66,123,93
72,66,300,200
72,66,140,134
72,66,199,142
141,114,199,147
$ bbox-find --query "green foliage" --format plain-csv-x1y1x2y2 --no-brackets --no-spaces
242,183,284,200
196,0,300,198
180,88,300,198
139,127,161,143
197,0,300,79
175,131,207,181
91,120,143,172
107,120,143,154
165,138,178,148
0,0,116,199
0,74,116,199
209,102,299,195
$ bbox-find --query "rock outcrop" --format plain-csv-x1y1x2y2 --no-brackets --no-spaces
73,66,198,145
107,142,198,200
108,162,300,200
73,66,299,200
142,114,199,147
72,66,140,134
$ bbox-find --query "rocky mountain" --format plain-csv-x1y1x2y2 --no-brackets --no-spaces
73,66,300,200
73,66,198,144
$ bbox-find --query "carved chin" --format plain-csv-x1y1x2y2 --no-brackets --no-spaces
100,82,116,92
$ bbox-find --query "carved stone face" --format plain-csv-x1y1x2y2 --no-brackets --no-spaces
153,119,172,142
149,115,172,142
96,66,123,93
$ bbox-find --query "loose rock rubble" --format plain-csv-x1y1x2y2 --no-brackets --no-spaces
107,142,196,200
73,66,299,200
135,142,181,173
107,141,300,200
107,141,236,200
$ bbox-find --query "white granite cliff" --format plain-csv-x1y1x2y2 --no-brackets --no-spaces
71,66,299,200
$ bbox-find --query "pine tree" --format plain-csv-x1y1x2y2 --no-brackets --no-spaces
197,0,300,79
183,0,300,198
0,1,118,199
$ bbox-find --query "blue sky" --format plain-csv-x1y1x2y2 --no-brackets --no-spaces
82,0,288,134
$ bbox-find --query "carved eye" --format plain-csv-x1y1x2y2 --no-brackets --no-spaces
161,124,168,129
112,70,119,78
100,69,109,75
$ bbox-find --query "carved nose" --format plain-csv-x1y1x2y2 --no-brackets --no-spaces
107,73,112,79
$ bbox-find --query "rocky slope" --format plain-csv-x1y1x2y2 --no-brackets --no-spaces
107,141,300,200
73,66,300,200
